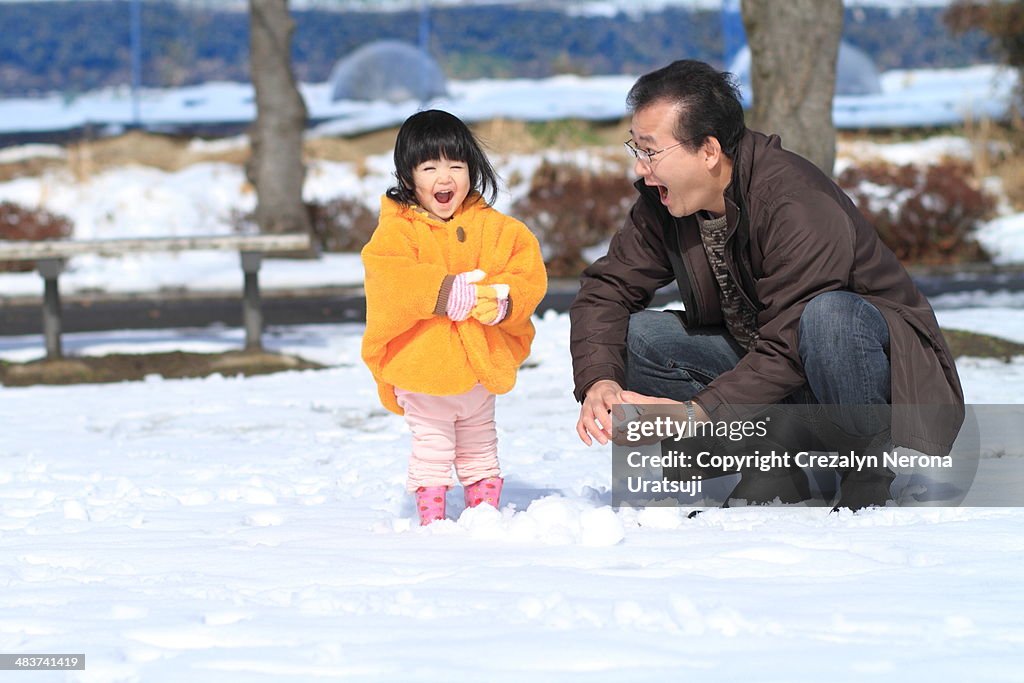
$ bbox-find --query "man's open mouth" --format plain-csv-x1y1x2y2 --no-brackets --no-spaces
435,191,454,203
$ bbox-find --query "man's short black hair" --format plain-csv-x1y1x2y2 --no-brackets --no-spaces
626,60,746,160
387,109,500,206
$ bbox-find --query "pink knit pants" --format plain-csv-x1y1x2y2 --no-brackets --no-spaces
396,384,500,492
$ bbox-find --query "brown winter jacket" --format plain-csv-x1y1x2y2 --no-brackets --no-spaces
570,129,964,456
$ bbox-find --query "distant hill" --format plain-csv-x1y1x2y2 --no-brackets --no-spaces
0,1,994,97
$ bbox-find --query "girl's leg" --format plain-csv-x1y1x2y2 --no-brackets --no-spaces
452,384,500,489
396,389,459,492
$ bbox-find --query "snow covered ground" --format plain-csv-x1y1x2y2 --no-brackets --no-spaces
1,307,1024,682
1,120,1024,680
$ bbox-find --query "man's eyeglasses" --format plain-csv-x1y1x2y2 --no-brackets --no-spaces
624,138,693,166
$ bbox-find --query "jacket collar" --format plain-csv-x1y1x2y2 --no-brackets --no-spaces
724,128,788,220
723,129,754,226
380,191,487,226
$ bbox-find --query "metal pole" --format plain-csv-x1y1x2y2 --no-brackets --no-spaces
131,0,142,127
37,258,66,361
419,0,430,106
240,251,264,351
418,0,429,53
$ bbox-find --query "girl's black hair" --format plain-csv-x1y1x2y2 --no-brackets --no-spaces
386,109,500,206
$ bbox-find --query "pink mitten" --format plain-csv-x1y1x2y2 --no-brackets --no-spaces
445,269,486,321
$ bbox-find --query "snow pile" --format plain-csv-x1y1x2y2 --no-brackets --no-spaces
422,495,626,547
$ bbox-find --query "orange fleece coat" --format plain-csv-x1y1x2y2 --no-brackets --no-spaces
361,193,547,415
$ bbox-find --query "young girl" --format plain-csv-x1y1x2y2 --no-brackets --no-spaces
361,109,547,526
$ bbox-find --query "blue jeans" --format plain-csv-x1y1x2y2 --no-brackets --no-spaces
625,291,891,441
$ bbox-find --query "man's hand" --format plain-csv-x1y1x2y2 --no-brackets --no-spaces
620,391,708,421
576,379,624,446
611,391,709,446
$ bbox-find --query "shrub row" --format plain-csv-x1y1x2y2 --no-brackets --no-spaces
837,158,995,264
305,197,377,254
510,160,635,278
0,201,72,272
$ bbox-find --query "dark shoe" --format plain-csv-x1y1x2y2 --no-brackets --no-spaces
729,464,812,505
832,467,895,512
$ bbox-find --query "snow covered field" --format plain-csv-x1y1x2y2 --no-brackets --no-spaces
2,309,1024,682
2,118,1024,680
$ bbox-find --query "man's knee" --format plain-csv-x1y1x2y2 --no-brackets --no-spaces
624,311,704,398
800,291,855,345
626,310,680,358
799,291,887,355
798,290,892,410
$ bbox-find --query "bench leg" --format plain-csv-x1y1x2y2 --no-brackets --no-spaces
38,258,66,361
240,251,264,351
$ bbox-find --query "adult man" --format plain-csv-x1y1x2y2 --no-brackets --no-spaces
570,60,964,509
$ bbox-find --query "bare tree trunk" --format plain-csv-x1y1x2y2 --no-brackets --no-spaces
246,0,310,235
741,0,843,175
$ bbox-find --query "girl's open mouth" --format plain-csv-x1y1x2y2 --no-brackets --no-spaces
434,191,454,203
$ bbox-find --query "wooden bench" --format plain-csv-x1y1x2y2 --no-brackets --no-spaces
0,234,312,360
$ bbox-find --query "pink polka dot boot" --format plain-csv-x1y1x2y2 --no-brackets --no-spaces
464,477,503,509
415,486,447,526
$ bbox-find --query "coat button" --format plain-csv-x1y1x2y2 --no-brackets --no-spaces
456,227,466,242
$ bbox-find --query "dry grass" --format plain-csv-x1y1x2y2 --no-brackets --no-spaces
475,117,629,155
993,157,1024,210
0,119,633,185
0,155,66,183
304,128,400,163
943,328,1024,361
0,350,323,387
0,128,403,183
963,113,1024,210
67,130,249,177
